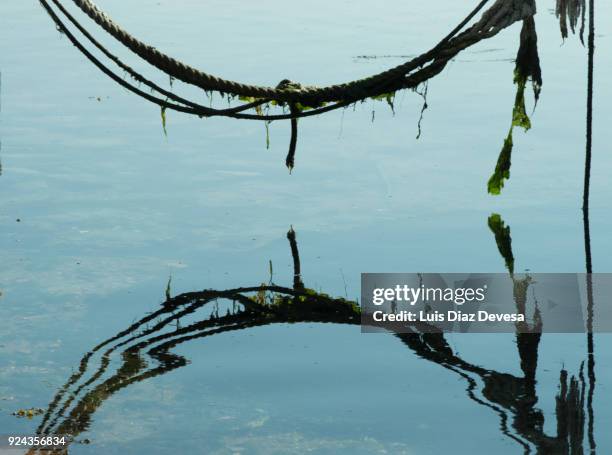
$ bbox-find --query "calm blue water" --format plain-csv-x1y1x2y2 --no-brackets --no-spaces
1,1,611,453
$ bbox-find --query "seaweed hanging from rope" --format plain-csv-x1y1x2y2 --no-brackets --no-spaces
556,0,587,43
488,16,542,195
40,0,537,175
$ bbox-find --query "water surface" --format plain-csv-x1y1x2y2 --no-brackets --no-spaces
1,1,611,453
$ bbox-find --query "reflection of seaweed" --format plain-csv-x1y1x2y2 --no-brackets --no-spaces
33,228,593,454
488,17,541,195
398,331,586,453
487,213,592,454
488,213,542,383
556,367,587,454
487,213,515,274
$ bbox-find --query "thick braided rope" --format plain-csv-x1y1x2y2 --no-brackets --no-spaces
48,0,267,116
68,0,536,103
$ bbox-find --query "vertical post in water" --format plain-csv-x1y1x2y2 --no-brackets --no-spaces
583,0,596,452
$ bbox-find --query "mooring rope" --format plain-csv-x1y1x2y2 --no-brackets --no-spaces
41,0,357,120
39,0,537,169
45,0,269,117
58,0,535,106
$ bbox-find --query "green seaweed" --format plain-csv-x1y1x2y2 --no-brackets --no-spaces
160,106,168,136
511,73,531,131
294,101,328,112
371,91,396,113
238,95,259,103
488,128,513,195
487,73,532,195
488,17,542,195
